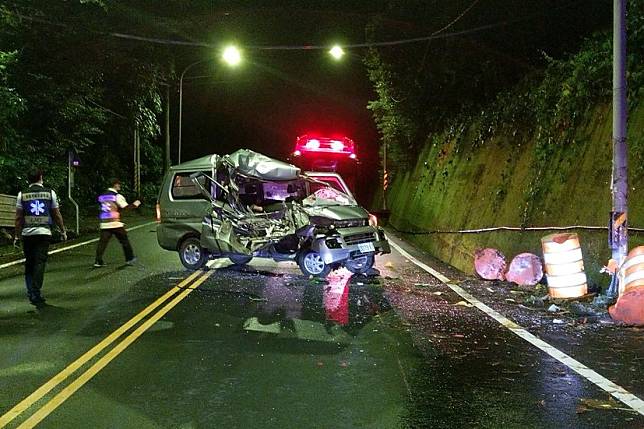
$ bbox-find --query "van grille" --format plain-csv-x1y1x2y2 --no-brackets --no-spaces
333,218,367,228
344,232,376,245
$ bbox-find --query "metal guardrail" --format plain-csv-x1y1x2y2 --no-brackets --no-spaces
0,193,16,228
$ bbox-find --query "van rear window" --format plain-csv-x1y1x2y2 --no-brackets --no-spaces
171,173,209,200
309,177,345,194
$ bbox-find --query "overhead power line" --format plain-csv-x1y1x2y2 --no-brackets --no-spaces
5,1,585,51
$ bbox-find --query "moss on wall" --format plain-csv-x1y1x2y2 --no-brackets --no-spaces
386,103,644,289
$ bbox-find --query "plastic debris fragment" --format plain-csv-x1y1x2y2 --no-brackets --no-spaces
474,248,507,280
505,253,543,286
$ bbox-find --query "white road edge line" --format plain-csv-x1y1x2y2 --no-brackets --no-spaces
0,221,156,270
387,238,644,416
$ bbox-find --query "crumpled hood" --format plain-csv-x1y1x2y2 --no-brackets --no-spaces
224,149,300,180
302,204,368,220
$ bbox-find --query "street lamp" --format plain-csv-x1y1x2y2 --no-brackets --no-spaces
178,45,242,164
329,45,345,60
222,45,242,67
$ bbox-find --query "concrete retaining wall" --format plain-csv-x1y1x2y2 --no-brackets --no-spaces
385,103,644,288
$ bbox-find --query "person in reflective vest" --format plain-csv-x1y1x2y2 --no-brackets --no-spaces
14,168,67,306
94,178,141,267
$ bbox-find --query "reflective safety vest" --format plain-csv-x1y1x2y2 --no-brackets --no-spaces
21,185,53,228
98,190,121,223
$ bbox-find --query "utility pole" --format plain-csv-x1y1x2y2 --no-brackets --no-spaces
382,141,388,211
133,127,141,199
608,0,628,296
67,150,79,235
165,85,171,171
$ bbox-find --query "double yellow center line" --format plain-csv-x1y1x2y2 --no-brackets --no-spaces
0,267,215,428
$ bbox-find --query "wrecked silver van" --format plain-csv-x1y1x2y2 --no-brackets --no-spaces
156,149,390,277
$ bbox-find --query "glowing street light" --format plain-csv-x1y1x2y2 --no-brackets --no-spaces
329,45,345,60
178,46,241,163
222,45,242,66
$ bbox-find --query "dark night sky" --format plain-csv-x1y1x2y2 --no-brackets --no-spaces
155,3,390,201
177,48,377,162
146,0,610,202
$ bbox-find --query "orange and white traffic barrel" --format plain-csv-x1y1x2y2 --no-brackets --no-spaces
541,233,588,298
609,246,644,325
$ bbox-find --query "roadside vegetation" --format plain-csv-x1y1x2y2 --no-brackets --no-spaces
364,1,644,286
364,0,643,177
0,1,169,210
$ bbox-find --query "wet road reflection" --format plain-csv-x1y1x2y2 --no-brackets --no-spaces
2,246,642,429
231,267,390,345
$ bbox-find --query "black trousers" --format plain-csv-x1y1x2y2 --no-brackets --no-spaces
22,235,51,300
95,227,134,263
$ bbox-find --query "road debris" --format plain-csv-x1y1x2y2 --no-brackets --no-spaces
474,248,507,280
577,397,636,413
505,253,543,286
523,295,546,307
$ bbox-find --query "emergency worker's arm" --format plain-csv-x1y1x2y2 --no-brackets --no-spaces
51,208,65,232
14,207,24,238
50,191,65,232
125,200,141,210
118,194,141,210
14,192,23,238
49,191,66,240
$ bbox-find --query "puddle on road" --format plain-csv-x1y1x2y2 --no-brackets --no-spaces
193,267,393,347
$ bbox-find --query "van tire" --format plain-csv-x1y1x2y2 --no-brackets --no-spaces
179,237,208,270
229,254,252,265
298,250,331,278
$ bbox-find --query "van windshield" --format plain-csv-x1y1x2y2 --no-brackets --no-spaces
233,176,355,208
302,186,355,207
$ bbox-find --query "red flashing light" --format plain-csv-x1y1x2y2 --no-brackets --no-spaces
305,139,320,150
294,134,356,158
330,140,345,151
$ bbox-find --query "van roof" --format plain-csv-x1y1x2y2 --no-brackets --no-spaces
170,154,219,171
170,150,301,181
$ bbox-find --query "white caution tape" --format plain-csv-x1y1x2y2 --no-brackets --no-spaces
0,221,156,270
388,238,644,416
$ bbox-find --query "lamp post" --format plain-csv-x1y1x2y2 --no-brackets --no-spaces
177,45,242,164
178,59,209,165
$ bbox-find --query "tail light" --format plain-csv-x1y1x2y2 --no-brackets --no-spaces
155,202,161,223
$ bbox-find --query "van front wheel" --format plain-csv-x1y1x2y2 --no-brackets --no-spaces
179,237,208,270
298,250,331,277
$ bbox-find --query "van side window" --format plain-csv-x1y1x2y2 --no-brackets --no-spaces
171,172,210,200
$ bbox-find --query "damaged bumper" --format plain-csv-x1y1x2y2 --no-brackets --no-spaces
311,226,390,264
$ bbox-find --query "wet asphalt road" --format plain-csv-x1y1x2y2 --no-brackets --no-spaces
0,223,642,428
